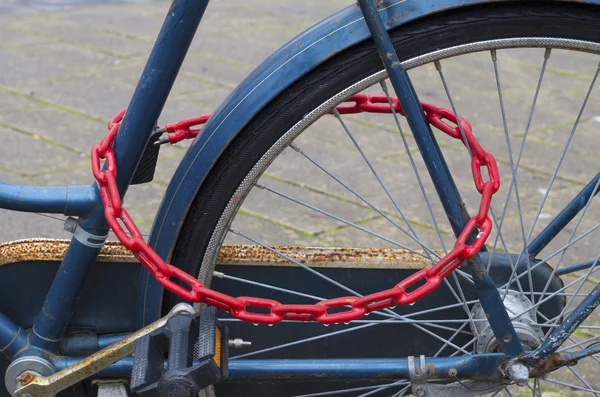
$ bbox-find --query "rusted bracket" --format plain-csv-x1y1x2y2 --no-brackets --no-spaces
529,343,600,377
12,305,195,397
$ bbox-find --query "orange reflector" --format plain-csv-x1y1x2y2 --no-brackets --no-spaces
214,326,221,368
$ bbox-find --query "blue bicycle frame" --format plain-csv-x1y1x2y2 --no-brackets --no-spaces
2,0,600,384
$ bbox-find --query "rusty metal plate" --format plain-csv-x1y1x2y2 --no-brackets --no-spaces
0,239,437,270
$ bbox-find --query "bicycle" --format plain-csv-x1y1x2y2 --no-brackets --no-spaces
2,0,600,395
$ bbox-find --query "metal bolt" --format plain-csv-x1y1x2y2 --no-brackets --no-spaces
64,217,78,234
228,338,252,348
17,372,35,386
414,385,427,396
448,368,458,377
506,363,529,387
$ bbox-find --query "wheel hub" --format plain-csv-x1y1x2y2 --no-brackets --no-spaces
471,290,544,354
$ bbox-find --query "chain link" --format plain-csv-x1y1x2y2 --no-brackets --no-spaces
91,93,500,324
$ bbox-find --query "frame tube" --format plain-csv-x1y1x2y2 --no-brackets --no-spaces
356,0,523,356
110,0,209,197
0,312,26,360
53,354,507,381
30,239,105,351
356,1,473,241
26,0,210,353
523,280,600,364
556,259,599,276
528,172,600,257
0,182,99,215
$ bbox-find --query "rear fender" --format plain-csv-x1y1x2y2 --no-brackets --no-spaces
139,0,600,325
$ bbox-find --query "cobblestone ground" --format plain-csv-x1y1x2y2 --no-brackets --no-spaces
1,1,600,396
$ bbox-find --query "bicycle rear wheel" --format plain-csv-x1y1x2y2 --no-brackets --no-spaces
167,3,600,395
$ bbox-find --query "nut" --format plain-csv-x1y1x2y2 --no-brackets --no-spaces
17,371,35,386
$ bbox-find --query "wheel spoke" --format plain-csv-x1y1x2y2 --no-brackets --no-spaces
380,79,449,254
542,253,600,337
568,366,600,397
545,377,600,394
490,49,535,303
333,109,439,261
534,176,600,317
485,48,551,286
291,381,409,397
229,229,472,356
498,221,600,292
356,380,409,397
254,183,430,258
526,62,600,250
288,142,441,260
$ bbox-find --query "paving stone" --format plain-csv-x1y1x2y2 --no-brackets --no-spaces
0,106,106,154
15,41,122,71
1,2,600,392
10,17,151,56
0,48,73,88
0,91,39,113
0,126,88,178
27,75,134,121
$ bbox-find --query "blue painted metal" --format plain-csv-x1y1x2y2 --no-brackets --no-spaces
52,354,507,381
59,333,129,356
0,0,598,383
556,259,599,276
0,312,26,360
24,0,210,355
0,182,99,215
356,0,473,242
97,334,128,350
357,0,523,357
110,0,208,196
227,356,506,381
523,280,600,364
29,238,105,351
469,269,523,356
142,0,600,323
529,172,600,257
52,356,136,378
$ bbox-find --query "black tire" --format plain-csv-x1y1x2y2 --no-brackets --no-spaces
161,2,600,396
165,1,600,311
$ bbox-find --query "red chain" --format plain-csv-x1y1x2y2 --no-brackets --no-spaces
91,94,499,324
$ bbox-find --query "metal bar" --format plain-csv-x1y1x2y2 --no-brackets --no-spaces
522,280,600,364
559,342,600,364
29,239,105,351
111,0,208,197
528,173,600,257
25,0,209,354
98,334,128,350
52,356,137,378
52,354,507,381
356,1,472,242
356,0,522,357
0,312,26,360
0,182,99,215
59,333,129,356
556,259,599,276
15,316,170,397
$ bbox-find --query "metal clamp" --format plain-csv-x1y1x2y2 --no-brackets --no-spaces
408,355,429,397
12,315,172,397
64,217,108,248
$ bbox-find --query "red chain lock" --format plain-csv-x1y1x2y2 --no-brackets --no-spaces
91,94,500,324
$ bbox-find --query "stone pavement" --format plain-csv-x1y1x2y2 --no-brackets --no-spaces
0,0,599,266
0,0,348,241
1,1,600,395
